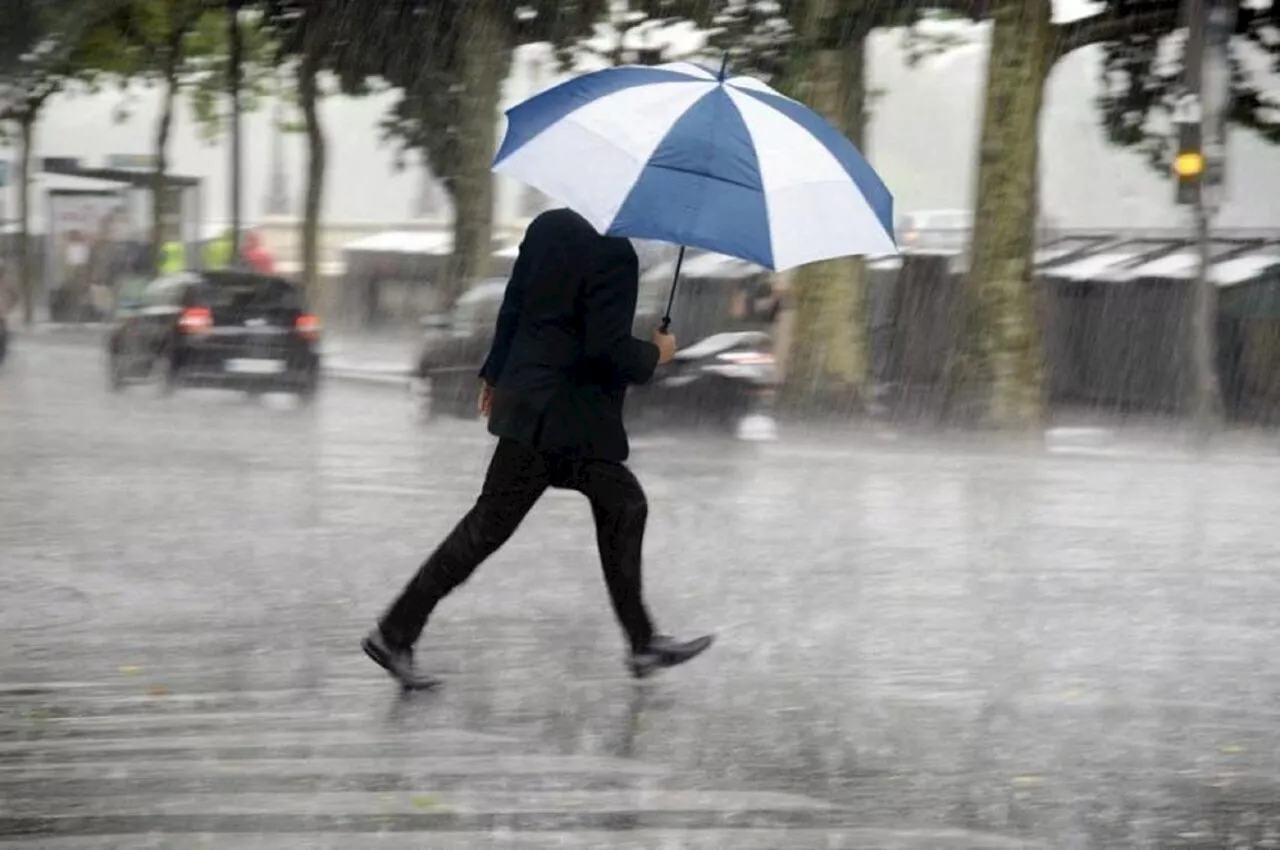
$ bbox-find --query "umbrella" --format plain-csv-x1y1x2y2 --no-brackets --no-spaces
492,57,897,331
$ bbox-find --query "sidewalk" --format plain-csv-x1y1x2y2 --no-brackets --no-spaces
18,321,418,388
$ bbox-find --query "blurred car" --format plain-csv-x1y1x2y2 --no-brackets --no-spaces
411,278,777,430
897,210,972,253
627,330,779,430
106,270,322,400
897,208,1059,253
412,279,509,417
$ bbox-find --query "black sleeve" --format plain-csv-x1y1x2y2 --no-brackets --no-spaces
478,243,529,385
581,243,660,386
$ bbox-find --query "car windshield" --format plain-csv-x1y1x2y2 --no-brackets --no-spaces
450,282,505,333
197,275,301,311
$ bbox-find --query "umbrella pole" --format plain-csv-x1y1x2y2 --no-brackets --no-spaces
660,245,685,334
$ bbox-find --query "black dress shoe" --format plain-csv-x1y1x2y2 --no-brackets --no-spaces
362,628,441,691
629,633,715,679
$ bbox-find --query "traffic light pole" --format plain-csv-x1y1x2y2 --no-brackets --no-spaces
1190,188,1216,445
1179,0,1222,446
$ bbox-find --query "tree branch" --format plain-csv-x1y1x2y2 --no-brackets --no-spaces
0,84,56,123
1052,4,1180,63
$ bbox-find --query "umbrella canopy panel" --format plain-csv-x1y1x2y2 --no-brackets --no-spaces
494,61,896,271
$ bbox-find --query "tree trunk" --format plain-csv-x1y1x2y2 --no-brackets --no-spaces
151,66,178,275
781,2,871,413
298,45,325,307
945,0,1051,429
18,110,35,327
227,1,243,257
444,0,508,305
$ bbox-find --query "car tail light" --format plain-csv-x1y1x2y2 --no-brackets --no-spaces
178,306,212,334
719,350,774,366
295,313,321,340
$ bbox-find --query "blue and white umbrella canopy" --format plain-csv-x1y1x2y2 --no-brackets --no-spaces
493,61,896,272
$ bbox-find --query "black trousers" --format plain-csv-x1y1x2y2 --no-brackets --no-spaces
379,438,656,652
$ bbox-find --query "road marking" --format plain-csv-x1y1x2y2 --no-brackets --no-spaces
0,673,879,846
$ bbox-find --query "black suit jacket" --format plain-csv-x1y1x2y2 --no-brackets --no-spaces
479,208,659,463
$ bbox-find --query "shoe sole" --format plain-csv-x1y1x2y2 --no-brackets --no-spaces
361,637,441,691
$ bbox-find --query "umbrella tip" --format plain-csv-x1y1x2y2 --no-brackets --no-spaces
717,53,730,82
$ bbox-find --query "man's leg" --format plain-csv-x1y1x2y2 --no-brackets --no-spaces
378,439,548,651
566,458,715,677
563,459,656,653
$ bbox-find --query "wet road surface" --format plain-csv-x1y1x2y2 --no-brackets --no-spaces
3,338,1280,848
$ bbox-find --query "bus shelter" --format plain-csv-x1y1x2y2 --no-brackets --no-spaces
39,158,203,322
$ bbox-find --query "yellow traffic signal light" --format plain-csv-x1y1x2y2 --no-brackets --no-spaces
1174,121,1203,206
1174,152,1205,177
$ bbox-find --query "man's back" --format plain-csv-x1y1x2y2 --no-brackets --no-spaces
481,209,659,462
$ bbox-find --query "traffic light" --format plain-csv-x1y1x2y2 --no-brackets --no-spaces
1174,119,1203,206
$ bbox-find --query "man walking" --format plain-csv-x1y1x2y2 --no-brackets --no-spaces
363,209,713,689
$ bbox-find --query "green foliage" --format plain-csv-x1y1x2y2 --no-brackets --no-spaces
259,0,391,96
0,0,135,126
706,1,978,97
85,0,207,130
95,0,202,77
375,1,457,183
187,7,273,143
379,59,455,182
378,1,581,196
1095,2,1280,172
376,0,711,198
64,0,274,143
706,1,796,85
900,9,975,68
567,0,715,69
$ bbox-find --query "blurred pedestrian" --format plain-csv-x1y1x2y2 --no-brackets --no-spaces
203,229,233,270
240,229,275,275
364,208,713,689
160,238,185,275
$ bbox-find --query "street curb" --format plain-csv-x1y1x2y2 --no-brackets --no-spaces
323,367,413,389
20,324,108,343
16,325,417,390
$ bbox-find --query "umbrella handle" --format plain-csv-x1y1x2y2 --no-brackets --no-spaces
660,245,685,336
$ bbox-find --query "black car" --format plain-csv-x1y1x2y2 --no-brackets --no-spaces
107,270,321,399
412,280,512,416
